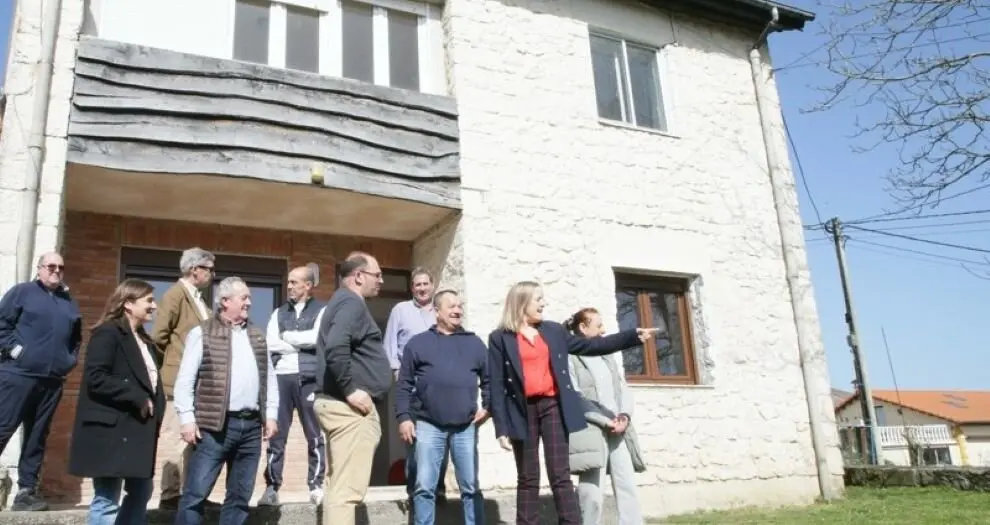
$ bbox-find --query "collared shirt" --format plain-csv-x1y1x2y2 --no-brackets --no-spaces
265,301,326,375
180,279,210,321
173,324,280,426
383,299,436,370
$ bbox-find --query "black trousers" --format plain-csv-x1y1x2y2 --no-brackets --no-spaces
263,374,327,491
0,370,63,491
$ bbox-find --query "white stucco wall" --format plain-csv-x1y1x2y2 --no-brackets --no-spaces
440,0,843,516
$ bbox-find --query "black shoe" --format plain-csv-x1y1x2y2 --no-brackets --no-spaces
159,497,179,511
11,489,48,512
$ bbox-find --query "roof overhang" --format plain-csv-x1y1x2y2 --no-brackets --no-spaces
648,0,815,32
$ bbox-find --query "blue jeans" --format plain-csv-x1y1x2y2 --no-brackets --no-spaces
175,416,262,525
405,439,448,499
413,420,483,525
89,477,153,525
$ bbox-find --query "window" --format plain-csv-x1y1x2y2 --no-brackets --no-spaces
874,405,887,426
911,446,952,466
120,248,287,332
232,0,436,92
614,273,696,383
589,32,666,131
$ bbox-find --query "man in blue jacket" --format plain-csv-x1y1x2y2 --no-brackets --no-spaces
0,252,82,511
395,290,490,525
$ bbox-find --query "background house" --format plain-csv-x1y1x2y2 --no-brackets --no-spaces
836,390,990,467
0,0,844,519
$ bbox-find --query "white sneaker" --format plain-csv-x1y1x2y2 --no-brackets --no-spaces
309,487,325,505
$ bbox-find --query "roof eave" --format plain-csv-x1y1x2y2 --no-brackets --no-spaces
649,0,816,33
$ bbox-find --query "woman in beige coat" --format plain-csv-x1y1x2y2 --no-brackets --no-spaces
565,307,646,525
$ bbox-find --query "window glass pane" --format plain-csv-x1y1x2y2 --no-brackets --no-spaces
380,272,410,294
589,34,626,122
342,0,375,83
234,0,270,65
626,43,664,130
615,288,645,375
648,291,687,376
286,5,320,73
387,9,420,91
212,282,278,329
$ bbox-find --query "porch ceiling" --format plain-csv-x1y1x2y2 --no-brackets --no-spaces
65,164,453,241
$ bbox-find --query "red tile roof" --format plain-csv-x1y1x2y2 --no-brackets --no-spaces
836,390,990,424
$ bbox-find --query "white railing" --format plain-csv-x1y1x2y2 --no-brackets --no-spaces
877,424,955,447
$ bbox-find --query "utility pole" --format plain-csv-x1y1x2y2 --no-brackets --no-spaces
828,217,883,465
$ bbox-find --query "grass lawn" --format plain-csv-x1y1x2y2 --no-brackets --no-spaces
656,486,990,524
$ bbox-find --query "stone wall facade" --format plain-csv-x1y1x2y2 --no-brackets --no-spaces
441,0,844,517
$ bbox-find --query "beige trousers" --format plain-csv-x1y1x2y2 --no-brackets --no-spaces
314,397,381,525
158,399,193,502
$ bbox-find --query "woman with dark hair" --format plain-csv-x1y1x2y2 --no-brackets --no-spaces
565,307,645,525
69,278,166,525
487,281,656,525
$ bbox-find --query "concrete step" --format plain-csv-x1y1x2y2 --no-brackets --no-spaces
0,494,619,524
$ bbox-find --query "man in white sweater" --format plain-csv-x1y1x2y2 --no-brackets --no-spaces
258,265,328,506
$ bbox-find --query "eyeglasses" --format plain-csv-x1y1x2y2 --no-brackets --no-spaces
197,266,215,273
360,270,383,280
42,264,65,273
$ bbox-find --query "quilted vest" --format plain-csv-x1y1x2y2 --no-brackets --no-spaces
193,316,269,432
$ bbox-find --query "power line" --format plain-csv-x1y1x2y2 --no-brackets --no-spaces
806,209,990,230
846,237,990,267
844,224,990,254
850,182,990,224
866,218,990,231
782,114,824,228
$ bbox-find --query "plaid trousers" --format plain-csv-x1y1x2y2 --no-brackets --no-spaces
511,396,580,525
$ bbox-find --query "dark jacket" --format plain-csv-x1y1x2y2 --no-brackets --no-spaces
69,320,165,479
487,321,640,442
395,326,490,427
275,297,325,380
316,288,391,402
0,280,82,378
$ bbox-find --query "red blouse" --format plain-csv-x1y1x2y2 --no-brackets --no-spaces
517,333,557,397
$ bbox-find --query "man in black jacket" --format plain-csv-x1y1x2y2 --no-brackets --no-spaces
314,253,391,525
395,290,490,525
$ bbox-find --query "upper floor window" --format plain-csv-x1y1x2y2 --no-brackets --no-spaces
614,273,697,384
589,32,667,131
233,0,436,93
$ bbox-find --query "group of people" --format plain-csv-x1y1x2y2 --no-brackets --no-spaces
0,248,654,525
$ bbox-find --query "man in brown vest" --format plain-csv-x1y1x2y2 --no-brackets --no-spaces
151,247,215,510
172,276,279,525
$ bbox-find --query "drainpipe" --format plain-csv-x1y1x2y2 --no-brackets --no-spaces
749,8,839,501
16,0,64,282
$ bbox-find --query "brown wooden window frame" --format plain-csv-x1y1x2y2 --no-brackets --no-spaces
614,273,698,385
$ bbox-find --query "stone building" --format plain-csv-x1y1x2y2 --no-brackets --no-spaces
0,0,844,518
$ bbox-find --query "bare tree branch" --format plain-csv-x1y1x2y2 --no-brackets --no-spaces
804,1,990,207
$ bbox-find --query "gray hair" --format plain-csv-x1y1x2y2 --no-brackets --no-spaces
180,247,215,275
214,276,248,311
433,289,458,309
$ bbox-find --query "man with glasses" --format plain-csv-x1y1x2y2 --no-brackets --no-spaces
152,247,216,510
0,252,82,511
314,252,391,525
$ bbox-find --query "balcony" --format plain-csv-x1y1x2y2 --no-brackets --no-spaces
64,37,459,241
878,425,956,447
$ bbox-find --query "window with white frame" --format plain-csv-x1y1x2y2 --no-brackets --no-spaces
589,32,667,131
232,0,436,93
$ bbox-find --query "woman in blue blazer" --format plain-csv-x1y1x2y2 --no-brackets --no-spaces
487,281,655,525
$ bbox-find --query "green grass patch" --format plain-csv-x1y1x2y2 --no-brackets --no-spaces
656,486,990,524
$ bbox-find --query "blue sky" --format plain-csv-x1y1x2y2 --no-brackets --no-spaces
0,2,985,390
